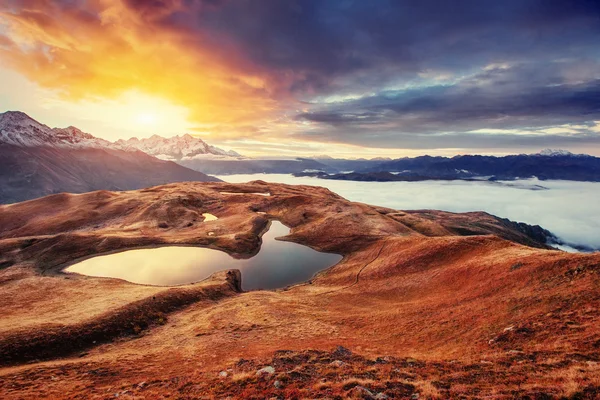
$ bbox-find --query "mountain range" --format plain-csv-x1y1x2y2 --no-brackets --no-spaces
115,134,242,161
0,111,220,203
295,150,600,182
3,110,600,205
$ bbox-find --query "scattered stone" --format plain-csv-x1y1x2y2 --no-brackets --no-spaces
349,385,374,399
333,345,352,357
375,356,391,363
330,360,345,367
375,393,389,400
510,262,524,271
219,371,228,378
274,380,282,388
256,366,275,376
411,394,420,399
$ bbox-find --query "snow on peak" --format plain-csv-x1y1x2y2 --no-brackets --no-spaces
0,111,242,159
537,149,574,157
118,134,242,161
0,111,127,150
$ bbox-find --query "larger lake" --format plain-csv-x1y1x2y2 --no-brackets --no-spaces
66,221,342,290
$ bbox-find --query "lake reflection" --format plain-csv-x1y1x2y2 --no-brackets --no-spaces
65,221,342,290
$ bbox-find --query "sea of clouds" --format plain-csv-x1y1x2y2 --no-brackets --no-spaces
218,174,600,251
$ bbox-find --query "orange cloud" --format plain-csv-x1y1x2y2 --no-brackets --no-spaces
0,0,286,135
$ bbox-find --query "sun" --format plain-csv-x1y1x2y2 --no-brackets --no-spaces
135,112,158,125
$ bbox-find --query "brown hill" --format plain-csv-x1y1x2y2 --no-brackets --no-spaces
0,182,598,399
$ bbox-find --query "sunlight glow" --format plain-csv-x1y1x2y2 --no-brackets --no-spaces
135,112,158,126
40,90,193,140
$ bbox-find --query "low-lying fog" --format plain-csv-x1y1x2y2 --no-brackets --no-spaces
218,174,600,251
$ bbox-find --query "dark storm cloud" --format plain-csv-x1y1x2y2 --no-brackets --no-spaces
297,63,600,131
180,0,600,95
291,61,600,149
291,130,600,150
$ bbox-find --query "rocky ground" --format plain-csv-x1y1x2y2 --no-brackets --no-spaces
0,181,599,399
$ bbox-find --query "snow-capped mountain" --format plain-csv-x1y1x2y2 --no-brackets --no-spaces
0,111,242,161
116,134,242,161
0,111,125,150
0,111,220,203
537,149,574,157
535,149,589,157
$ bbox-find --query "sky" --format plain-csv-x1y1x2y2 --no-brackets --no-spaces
1,0,600,157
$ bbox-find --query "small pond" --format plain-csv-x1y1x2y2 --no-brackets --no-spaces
65,221,342,290
202,213,218,221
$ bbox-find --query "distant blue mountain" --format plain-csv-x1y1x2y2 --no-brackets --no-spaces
295,150,600,182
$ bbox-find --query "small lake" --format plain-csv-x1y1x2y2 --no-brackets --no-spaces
65,221,342,290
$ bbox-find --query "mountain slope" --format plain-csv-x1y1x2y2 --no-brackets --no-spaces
0,182,598,398
0,111,124,149
0,111,220,203
116,134,242,161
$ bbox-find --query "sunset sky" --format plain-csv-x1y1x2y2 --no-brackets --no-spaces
1,0,599,157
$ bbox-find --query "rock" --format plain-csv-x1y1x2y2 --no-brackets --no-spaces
349,385,374,399
333,345,352,357
137,381,146,388
256,366,275,376
330,360,345,367
274,380,282,388
218,371,228,378
411,394,420,399
375,394,389,400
